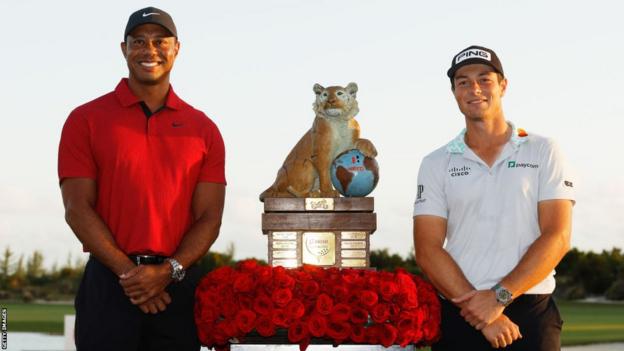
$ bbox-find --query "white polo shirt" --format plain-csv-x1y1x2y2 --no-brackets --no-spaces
413,123,575,294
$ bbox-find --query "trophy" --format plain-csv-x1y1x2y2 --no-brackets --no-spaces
260,83,379,269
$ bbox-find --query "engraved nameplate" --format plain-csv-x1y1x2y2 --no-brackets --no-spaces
273,250,297,258
341,241,366,249
305,198,335,211
272,259,298,268
302,232,335,265
341,231,367,240
272,232,297,240
273,241,297,249
341,259,367,267
341,250,367,258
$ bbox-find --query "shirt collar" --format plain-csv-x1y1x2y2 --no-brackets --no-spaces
114,78,184,110
445,121,528,154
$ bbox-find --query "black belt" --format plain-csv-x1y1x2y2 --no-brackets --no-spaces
128,254,167,265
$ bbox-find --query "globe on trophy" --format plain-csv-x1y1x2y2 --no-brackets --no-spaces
331,149,379,197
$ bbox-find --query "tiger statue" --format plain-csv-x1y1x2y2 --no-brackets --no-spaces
259,82,377,201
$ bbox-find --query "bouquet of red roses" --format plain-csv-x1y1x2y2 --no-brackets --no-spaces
194,260,440,350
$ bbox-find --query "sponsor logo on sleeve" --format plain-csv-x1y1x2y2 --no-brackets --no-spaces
415,185,426,204
507,161,539,169
564,180,574,187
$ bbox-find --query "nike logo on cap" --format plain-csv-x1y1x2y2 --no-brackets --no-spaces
142,12,160,17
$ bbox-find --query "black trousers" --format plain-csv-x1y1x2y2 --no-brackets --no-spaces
74,257,202,351
433,294,563,351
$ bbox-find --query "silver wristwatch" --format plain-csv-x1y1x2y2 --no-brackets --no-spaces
165,258,186,282
491,283,513,307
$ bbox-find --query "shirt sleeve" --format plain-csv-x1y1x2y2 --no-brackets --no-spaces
538,138,575,203
58,110,97,184
198,121,226,184
413,155,448,218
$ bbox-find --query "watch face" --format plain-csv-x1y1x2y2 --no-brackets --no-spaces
497,288,512,304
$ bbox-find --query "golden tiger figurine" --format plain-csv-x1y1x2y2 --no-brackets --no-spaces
259,82,377,201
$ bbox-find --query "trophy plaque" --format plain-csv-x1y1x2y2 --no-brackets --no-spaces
262,197,376,268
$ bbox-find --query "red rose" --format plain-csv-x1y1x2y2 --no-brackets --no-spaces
253,293,274,316
302,280,320,297
272,288,293,307
255,315,276,337
366,274,380,288
350,306,369,325
196,321,213,345
315,293,333,315
196,304,218,323
371,303,390,323
272,308,290,328
365,324,381,344
222,297,239,319
341,270,364,289
238,295,254,310
255,265,273,285
286,299,305,320
350,324,366,343
332,285,349,302
238,259,259,272
379,281,399,301
235,309,257,333
293,270,312,282
389,303,402,322
379,323,398,347
326,321,352,342
303,264,327,281
233,273,254,293
274,269,296,289
307,313,327,337
397,313,416,332
213,323,231,345
396,271,417,292
396,329,415,348
346,291,361,305
219,319,239,338
396,290,418,308
206,266,234,285
288,320,309,343
329,303,351,323
298,337,311,351
359,290,378,307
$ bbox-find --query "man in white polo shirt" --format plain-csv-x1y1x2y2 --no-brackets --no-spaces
413,45,574,350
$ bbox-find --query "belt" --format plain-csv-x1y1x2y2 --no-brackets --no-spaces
128,254,167,265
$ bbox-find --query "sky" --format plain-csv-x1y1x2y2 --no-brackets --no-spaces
0,0,622,268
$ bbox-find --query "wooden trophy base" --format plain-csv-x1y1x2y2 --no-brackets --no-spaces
261,197,376,269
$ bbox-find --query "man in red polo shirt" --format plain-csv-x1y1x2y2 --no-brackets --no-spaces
58,7,225,350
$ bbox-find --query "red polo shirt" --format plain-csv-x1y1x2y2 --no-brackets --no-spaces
58,79,226,256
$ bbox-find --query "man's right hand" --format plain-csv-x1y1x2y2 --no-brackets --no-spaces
138,291,172,314
481,315,522,348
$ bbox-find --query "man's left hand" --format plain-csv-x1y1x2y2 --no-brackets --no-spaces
119,263,172,305
452,289,505,330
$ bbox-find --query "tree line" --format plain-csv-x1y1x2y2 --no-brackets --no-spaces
1,246,622,302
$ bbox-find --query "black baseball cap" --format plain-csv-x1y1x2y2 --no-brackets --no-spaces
124,7,177,40
447,45,504,79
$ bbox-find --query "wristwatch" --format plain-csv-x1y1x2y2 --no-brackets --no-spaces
491,283,513,307
165,258,186,282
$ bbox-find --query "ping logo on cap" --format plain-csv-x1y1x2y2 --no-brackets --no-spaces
455,49,491,64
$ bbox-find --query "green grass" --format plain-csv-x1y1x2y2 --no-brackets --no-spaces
1,300,624,346
559,300,624,345
1,302,74,334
